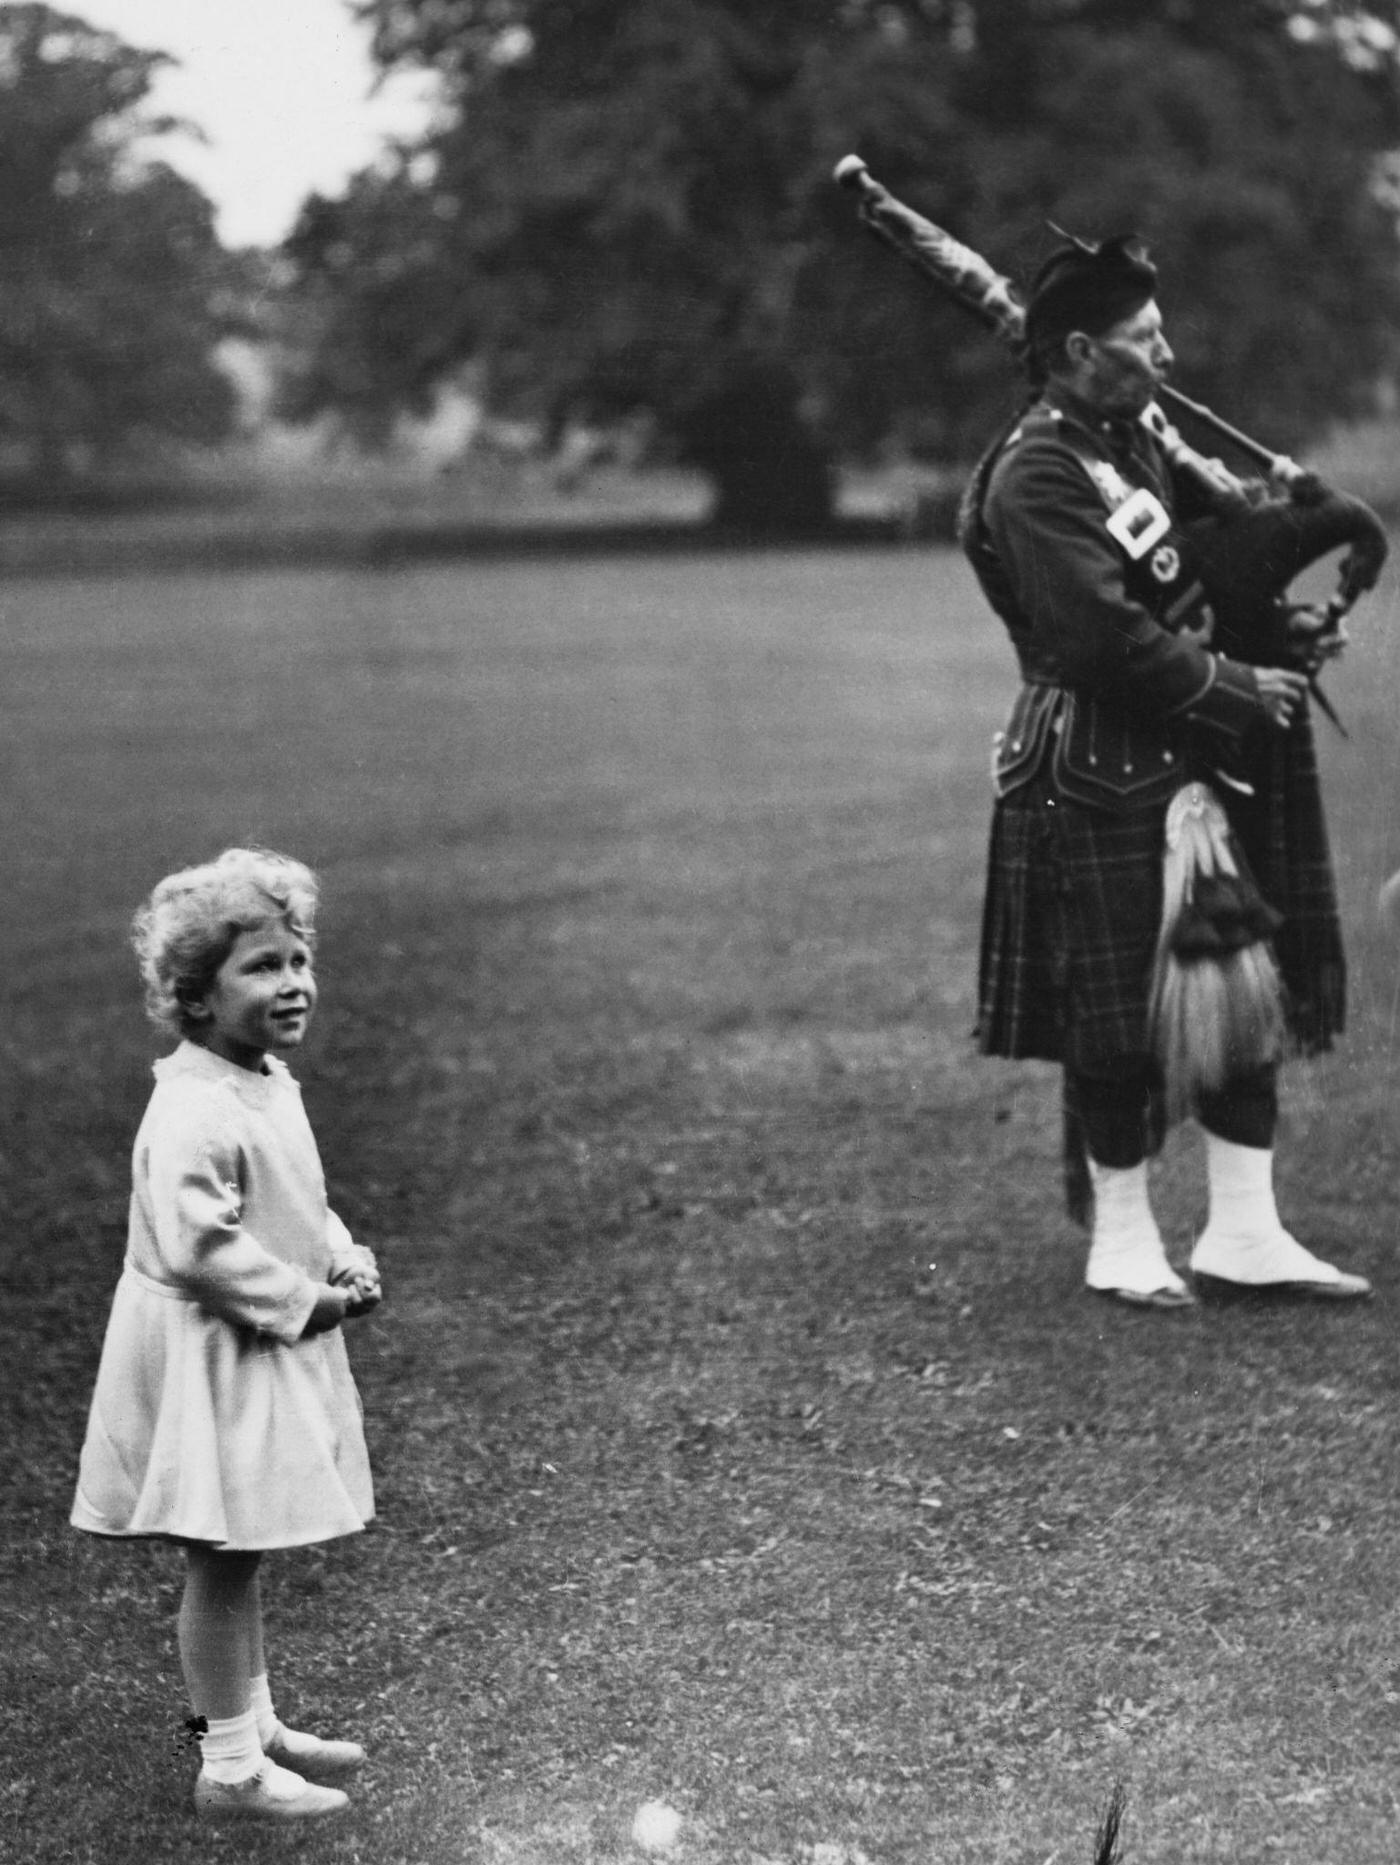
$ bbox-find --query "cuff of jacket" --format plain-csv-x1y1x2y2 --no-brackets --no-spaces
192,1278,321,1344
1173,653,1261,742
255,1272,322,1345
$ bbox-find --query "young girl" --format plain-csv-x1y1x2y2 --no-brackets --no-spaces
71,848,382,1824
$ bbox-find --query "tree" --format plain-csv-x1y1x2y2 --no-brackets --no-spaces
277,1,1400,530
0,4,238,489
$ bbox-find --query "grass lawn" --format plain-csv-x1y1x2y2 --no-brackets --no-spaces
5,541,1400,1864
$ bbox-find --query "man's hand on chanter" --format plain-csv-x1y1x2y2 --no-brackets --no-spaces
1253,666,1310,728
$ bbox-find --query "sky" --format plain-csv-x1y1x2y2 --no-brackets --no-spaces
66,0,442,248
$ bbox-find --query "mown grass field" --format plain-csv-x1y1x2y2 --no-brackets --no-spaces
5,540,1400,1865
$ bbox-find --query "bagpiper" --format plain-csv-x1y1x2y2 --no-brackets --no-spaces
961,232,1372,1307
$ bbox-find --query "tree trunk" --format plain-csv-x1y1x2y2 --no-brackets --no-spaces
678,359,836,536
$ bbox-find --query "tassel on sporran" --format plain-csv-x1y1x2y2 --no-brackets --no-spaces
1149,782,1287,1123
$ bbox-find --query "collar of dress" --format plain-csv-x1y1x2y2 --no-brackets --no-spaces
154,1040,297,1106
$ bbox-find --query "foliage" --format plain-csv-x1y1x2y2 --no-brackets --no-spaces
275,0,1400,521
0,4,238,486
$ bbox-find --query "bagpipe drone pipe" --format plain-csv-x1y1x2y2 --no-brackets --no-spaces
833,156,1389,1115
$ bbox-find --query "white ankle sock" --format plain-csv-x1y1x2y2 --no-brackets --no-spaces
199,1708,263,1784
1201,1134,1282,1244
249,1672,279,1748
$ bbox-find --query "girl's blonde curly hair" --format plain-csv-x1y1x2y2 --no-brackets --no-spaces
132,847,319,1038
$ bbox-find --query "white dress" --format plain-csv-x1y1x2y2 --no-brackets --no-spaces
71,1042,375,1550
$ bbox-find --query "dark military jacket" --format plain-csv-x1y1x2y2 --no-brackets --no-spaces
963,386,1266,813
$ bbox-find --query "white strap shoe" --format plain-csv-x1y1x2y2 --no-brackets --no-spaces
264,1727,366,1778
194,1759,350,1822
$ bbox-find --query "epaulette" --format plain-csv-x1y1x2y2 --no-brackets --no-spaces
998,402,1069,455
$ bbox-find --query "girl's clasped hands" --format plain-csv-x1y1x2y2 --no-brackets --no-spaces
331,1251,383,1317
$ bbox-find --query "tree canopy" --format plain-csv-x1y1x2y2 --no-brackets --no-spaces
0,4,239,487
278,0,1400,527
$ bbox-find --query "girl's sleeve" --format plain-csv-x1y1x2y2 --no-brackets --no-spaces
144,1114,319,1344
326,1208,377,1281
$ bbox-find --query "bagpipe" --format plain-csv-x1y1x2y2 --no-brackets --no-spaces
833,156,1390,1115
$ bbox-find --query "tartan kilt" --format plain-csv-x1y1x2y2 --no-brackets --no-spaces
977,773,1165,1075
976,705,1345,1073
1218,708,1345,1054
